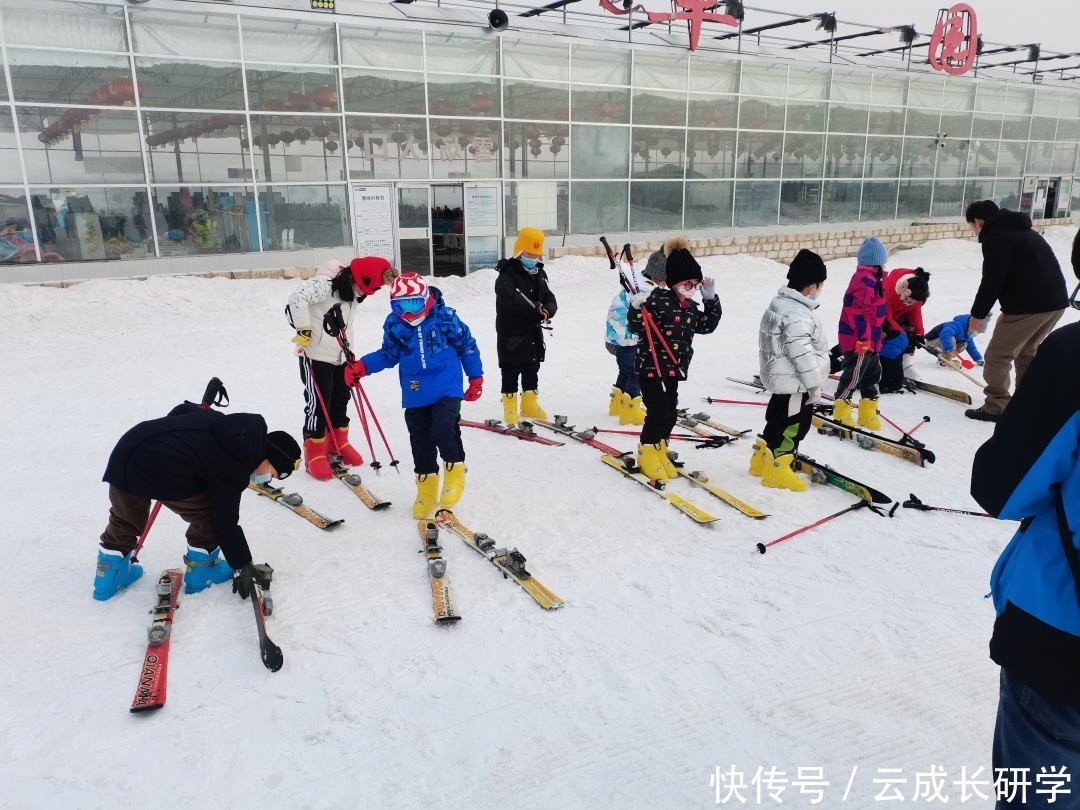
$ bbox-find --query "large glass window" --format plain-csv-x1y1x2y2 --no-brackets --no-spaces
428,119,499,180
426,34,499,76
19,107,144,185
968,140,999,177
996,142,1027,176
258,185,349,251
340,27,424,71
740,64,787,98
29,186,153,262
634,51,689,91
897,180,932,218
688,55,739,94
786,102,827,133
931,179,965,218
136,58,246,111
572,87,631,125
861,180,898,220
1030,117,1058,141
131,10,241,61
831,71,872,104
686,130,737,179
632,128,685,179
866,137,902,178
0,111,21,184
868,108,905,136
630,181,683,231
570,44,630,86
6,0,127,51
736,132,783,179
821,181,861,222
632,90,687,127
571,125,629,179
504,181,568,235
241,20,336,65
1001,116,1031,141
734,181,779,227
503,40,569,83
0,190,37,267
908,77,944,109
504,121,569,179
348,116,429,180
7,49,136,107
249,114,346,183
781,134,824,179
825,135,866,179
937,141,968,178
153,186,255,256
779,181,822,224
571,181,627,232
738,98,785,131
246,66,340,115
343,69,426,116
972,113,1003,139
504,81,569,122
684,181,733,229
427,76,500,119
1026,142,1054,174
905,109,941,138
144,112,249,185
1005,86,1035,116
688,95,737,130
870,74,907,107
1052,143,1078,175
828,104,868,134
900,138,937,179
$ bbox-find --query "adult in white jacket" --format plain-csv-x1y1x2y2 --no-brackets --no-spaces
286,257,397,480
751,249,830,492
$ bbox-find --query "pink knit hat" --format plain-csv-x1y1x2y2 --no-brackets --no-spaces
391,272,428,299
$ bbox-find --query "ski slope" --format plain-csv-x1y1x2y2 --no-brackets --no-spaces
1,228,1077,809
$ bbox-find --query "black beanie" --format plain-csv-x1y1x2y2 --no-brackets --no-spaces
265,430,301,479
786,249,827,290
906,268,931,303
664,248,702,288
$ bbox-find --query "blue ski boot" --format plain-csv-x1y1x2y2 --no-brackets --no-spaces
93,549,143,601
183,547,234,594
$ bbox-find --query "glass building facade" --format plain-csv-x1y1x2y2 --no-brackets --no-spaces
0,0,1077,275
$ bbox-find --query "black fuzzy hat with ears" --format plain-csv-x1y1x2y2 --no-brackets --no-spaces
786,249,827,290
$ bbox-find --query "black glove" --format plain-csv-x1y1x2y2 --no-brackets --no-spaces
232,562,272,600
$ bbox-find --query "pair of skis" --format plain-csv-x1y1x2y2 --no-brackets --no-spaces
247,480,344,529
532,417,768,520
459,418,564,446
130,565,280,713
810,412,935,466
417,512,565,623
732,374,971,406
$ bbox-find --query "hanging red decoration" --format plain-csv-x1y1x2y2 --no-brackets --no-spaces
280,130,296,145
700,106,727,127
294,127,311,143
107,77,142,107
263,97,286,113
312,123,330,139
325,140,339,152
266,133,281,146
284,92,309,112
311,85,338,112
468,94,494,116
595,101,619,122
554,106,570,121
390,131,407,145
435,123,453,138
210,114,231,130
431,100,454,117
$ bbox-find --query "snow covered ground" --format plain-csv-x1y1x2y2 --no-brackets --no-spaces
1,228,1077,809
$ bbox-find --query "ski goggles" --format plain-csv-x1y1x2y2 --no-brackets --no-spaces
391,295,428,316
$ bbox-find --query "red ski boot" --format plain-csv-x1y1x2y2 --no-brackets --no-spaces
331,426,364,467
303,436,333,481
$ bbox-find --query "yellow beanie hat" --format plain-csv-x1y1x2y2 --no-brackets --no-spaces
513,227,546,257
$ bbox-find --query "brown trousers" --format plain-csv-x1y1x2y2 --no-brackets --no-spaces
100,485,216,555
982,310,1065,414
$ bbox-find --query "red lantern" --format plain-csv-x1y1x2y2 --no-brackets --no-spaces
210,114,231,130
264,98,286,112
431,100,454,117
294,127,311,144
468,94,494,116
311,85,338,112
266,133,280,147
107,77,141,107
435,123,453,138
38,131,51,143
312,123,330,139
595,101,619,121
554,106,570,121
252,135,263,148
280,130,296,145
390,131,407,145
325,140,339,152
700,106,726,127
284,92,309,112
183,123,199,140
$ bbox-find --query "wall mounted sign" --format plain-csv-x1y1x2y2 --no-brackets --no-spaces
928,3,979,76
598,0,737,52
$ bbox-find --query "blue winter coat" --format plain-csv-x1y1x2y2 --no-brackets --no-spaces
360,287,483,409
926,314,984,362
972,322,1080,706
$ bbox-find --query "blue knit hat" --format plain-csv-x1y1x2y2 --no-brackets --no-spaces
856,237,888,267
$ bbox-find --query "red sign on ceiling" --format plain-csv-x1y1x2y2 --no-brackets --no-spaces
928,3,979,76
598,0,738,52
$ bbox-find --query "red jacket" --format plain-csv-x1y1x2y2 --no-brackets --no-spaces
883,268,926,336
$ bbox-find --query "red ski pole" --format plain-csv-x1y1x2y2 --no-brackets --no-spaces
306,358,344,458
348,383,380,472
133,377,225,562
353,382,399,471
756,501,869,554
703,398,768,407
907,416,930,436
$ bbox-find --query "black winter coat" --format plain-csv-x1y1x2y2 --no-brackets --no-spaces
627,287,721,380
495,258,558,366
971,209,1068,318
103,403,269,569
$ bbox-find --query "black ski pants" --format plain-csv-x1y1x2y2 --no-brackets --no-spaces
639,377,680,445
404,397,465,475
299,357,350,440
761,393,812,457
500,362,541,394
836,351,881,401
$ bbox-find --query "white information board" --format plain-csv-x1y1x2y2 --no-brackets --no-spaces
465,186,499,228
351,185,395,262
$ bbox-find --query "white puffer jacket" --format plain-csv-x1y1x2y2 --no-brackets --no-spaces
286,260,356,365
758,286,831,394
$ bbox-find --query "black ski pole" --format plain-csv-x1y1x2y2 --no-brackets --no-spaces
902,494,993,519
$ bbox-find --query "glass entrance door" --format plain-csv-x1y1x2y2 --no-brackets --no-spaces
464,183,501,273
396,185,431,275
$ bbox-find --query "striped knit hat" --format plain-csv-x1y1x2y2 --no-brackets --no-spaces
391,272,428,300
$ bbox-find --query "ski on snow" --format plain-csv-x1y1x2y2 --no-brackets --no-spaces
675,409,751,438
459,419,564,446
130,569,183,713
418,520,461,624
247,481,344,529
435,510,565,610
794,454,892,505
599,454,719,524
330,459,391,510
810,412,934,467
249,566,283,672
533,417,767,519
902,378,972,404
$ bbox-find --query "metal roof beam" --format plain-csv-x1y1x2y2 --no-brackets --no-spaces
519,0,580,19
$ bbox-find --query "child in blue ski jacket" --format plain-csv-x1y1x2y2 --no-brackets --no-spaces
605,263,651,426
926,313,987,365
345,272,483,519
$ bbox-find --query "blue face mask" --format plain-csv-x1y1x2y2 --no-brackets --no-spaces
250,472,272,485
519,257,539,270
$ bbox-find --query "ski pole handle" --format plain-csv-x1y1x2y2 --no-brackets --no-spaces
756,501,868,554
201,377,227,408
622,244,634,264
599,236,616,269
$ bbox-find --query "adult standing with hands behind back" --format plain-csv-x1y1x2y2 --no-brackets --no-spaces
964,200,1068,422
